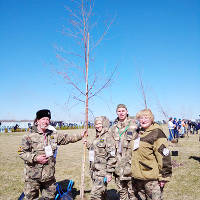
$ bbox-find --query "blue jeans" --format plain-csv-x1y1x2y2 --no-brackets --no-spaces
168,129,174,141
174,129,179,138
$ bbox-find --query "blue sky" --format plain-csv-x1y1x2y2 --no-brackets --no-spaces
1,0,200,122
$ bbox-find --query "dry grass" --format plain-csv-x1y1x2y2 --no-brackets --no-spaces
0,126,200,200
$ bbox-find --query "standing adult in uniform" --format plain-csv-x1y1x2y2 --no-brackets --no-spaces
106,104,138,200
87,116,110,200
18,109,84,200
131,109,172,200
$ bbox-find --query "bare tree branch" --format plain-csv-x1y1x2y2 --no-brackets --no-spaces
88,107,95,119
88,72,96,93
151,88,169,120
57,71,85,96
137,70,148,109
89,65,117,99
73,95,85,103
91,14,116,50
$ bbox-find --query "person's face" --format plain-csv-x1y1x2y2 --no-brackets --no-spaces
139,115,153,129
117,107,128,122
37,117,50,130
95,121,103,132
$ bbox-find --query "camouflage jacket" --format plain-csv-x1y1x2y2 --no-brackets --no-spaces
131,123,172,181
87,116,110,178
18,127,82,182
106,117,137,180
87,128,108,178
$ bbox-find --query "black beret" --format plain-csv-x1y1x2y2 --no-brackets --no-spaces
36,109,51,120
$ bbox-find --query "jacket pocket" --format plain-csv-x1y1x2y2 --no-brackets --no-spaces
25,164,42,180
41,159,55,181
96,141,106,156
123,161,132,176
126,131,133,141
94,163,106,172
139,161,153,170
96,140,106,149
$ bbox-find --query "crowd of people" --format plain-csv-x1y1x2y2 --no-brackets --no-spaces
168,117,200,141
18,106,172,200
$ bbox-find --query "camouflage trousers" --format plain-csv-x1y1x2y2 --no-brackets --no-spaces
24,178,56,200
115,177,137,200
90,176,107,200
132,179,163,200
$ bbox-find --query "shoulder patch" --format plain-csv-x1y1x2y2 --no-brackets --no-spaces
127,131,133,135
100,139,104,143
163,148,170,156
158,144,170,156
18,145,23,154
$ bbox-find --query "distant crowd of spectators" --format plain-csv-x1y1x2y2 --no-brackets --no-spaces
0,121,95,133
168,117,200,140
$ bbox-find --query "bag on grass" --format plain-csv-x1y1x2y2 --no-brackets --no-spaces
18,179,74,200
55,179,74,200
18,192,25,200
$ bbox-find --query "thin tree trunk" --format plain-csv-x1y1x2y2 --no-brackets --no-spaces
80,32,89,199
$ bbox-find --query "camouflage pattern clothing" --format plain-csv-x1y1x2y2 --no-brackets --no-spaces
18,127,82,200
131,123,172,200
115,177,137,200
132,179,162,200
87,116,110,200
24,178,56,200
106,117,138,200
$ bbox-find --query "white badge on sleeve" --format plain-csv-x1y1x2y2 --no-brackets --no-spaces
44,145,53,157
133,137,140,150
89,150,95,162
163,148,170,156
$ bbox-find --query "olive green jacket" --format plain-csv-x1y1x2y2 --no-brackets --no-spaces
131,123,172,182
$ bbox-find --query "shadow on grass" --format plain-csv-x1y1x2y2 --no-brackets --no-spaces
189,156,200,163
71,189,91,199
72,188,119,200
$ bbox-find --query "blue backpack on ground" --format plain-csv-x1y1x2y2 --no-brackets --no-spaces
55,179,74,200
18,192,25,200
18,179,74,200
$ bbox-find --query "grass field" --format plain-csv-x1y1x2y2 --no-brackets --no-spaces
0,126,200,200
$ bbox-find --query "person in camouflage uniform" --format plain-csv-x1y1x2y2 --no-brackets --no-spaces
18,109,84,200
131,109,172,200
87,116,110,200
106,104,138,200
